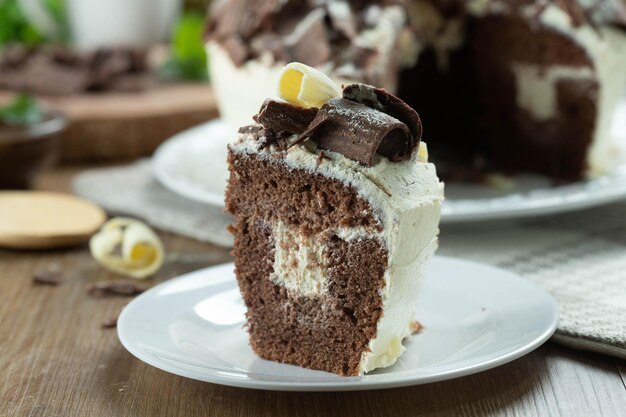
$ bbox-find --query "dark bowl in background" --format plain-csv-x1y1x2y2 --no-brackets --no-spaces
0,111,68,189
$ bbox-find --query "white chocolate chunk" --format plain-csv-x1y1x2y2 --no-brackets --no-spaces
278,62,342,108
89,217,164,279
417,142,429,163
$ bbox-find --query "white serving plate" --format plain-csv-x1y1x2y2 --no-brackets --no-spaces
118,257,558,392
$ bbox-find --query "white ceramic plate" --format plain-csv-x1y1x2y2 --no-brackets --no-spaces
152,100,626,223
117,257,558,392
152,119,235,207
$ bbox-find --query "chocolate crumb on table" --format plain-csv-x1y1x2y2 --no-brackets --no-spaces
101,317,118,329
32,267,63,286
87,281,148,297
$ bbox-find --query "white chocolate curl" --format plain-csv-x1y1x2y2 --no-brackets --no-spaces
89,217,164,279
278,62,342,108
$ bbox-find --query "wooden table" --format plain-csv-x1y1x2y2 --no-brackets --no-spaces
1,167,625,417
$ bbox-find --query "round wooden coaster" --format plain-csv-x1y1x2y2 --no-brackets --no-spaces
0,191,106,249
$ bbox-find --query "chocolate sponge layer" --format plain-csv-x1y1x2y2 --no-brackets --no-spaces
226,150,382,234
226,149,388,375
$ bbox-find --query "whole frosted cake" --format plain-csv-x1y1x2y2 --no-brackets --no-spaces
207,0,626,181
225,63,443,375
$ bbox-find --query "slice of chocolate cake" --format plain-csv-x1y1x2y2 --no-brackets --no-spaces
225,63,443,376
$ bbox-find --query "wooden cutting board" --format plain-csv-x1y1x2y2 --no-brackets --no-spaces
1,83,218,162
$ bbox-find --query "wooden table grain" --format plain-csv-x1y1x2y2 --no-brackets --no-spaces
1,166,625,417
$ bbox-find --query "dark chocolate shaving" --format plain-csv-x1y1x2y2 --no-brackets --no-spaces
239,124,296,150
285,9,331,68
101,317,118,329
315,151,327,170
343,83,422,151
221,37,249,66
299,98,412,166
87,281,148,297
239,0,285,39
238,124,264,135
32,268,63,286
273,129,301,150
254,99,318,134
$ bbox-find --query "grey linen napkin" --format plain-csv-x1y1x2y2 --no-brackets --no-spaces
73,160,626,360
439,206,626,360
73,160,233,247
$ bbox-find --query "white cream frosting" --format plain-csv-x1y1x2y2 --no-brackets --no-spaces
512,64,595,121
231,135,444,374
207,42,282,130
271,220,330,297
270,222,386,298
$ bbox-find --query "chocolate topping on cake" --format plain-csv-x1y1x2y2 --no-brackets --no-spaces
254,99,319,134
285,9,332,67
300,98,413,166
206,0,408,87
206,0,626,77
343,83,422,148
221,37,249,66
238,124,265,135
432,0,626,27
327,2,358,39
249,78,421,166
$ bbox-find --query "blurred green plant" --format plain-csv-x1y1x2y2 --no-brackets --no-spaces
0,0,46,46
0,94,44,126
42,0,70,42
159,11,209,82
0,0,68,46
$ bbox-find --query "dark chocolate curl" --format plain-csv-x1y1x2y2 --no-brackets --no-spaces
254,99,319,134
300,98,412,166
343,84,422,159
